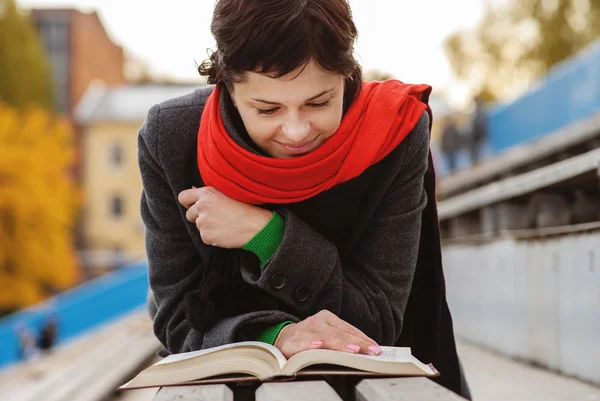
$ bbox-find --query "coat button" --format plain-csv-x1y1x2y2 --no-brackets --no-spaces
270,273,286,290
295,286,309,302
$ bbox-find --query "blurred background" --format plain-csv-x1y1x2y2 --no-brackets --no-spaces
0,0,598,400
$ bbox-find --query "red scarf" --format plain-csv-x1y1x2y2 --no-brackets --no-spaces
198,80,432,205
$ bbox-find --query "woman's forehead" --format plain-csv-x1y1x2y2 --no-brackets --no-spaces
234,60,343,103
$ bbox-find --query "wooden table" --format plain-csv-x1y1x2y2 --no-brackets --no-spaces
152,377,467,401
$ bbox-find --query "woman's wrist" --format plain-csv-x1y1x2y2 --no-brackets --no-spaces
242,208,274,244
274,323,295,349
242,212,286,268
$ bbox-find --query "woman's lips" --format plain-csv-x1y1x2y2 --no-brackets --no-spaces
278,135,321,155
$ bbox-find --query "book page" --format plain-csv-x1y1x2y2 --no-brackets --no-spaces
154,341,287,369
260,342,288,370
286,346,412,366
282,346,435,376
367,346,412,362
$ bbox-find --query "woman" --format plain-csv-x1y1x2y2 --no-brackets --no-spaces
141,0,470,398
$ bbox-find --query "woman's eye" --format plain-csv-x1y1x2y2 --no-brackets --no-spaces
307,100,331,109
256,107,279,116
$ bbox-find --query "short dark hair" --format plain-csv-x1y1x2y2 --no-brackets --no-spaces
198,0,362,106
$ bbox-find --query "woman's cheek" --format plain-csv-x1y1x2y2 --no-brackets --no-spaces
318,112,343,138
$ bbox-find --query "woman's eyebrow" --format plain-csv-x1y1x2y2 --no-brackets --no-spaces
250,87,335,105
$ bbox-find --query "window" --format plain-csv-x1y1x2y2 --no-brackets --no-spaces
38,21,70,113
48,23,68,51
111,196,124,219
109,144,124,169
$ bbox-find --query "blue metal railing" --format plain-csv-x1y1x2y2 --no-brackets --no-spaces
0,261,149,370
488,39,600,153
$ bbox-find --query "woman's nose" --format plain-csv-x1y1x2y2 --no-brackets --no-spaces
281,115,311,142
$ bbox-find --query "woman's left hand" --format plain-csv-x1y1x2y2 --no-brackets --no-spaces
178,186,273,248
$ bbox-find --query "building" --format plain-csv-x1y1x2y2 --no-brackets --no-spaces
74,83,204,273
28,8,128,253
28,8,127,115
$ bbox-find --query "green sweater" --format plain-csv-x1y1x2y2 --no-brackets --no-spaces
241,212,293,344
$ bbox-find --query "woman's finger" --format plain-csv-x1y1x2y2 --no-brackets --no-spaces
281,337,323,359
319,336,364,354
329,327,380,355
178,188,200,209
185,203,199,223
317,310,378,346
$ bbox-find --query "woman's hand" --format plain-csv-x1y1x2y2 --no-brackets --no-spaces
274,310,382,359
178,186,273,248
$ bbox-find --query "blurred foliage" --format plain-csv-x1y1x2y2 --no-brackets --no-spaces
444,0,600,100
0,0,53,109
0,103,81,314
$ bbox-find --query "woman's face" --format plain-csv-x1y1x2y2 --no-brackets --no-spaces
230,59,345,158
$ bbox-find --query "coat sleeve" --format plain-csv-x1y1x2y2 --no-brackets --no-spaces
138,104,299,353
239,113,431,346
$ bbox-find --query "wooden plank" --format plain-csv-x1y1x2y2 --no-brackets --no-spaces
355,377,466,401
502,220,600,239
256,381,342,401
78,334,159,401
7,312,152,401
153,385,233,401
441,220,600,246
437,147,600,220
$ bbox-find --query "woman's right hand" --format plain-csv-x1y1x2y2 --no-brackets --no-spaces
274,310,382,358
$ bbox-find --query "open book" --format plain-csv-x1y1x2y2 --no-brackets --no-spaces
119,341,438,390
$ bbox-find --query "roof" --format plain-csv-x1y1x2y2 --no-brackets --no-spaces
74,82,206,124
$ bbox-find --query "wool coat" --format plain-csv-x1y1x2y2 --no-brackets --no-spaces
139,86,470,398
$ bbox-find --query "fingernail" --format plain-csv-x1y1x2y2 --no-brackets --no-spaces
347,344,360,352
311,341,323,346
368,345,382,355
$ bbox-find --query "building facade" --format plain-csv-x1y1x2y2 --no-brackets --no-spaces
29,8,126,115
74,84,204,273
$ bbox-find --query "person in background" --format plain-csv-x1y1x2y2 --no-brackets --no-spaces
440,117,460,173
15,323,38,362
468,94,487,165
38,316,58,355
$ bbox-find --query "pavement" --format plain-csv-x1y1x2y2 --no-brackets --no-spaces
457,339,600,401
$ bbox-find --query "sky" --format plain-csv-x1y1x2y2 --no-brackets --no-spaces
18,0,486,106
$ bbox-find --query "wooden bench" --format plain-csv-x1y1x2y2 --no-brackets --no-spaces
152,377,467,401
0,310,160,401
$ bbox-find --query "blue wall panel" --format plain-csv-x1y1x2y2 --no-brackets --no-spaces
0,261,149,370
487,40,600,153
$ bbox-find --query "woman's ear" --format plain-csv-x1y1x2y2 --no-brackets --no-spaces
225,83,237,108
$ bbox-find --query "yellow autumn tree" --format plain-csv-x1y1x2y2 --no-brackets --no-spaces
0,0,53,109
0,103,81,314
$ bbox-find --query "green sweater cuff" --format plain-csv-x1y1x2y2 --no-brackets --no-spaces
242,212,285,269
256,321,294,345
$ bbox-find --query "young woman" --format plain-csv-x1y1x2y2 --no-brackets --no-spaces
141,0,470,398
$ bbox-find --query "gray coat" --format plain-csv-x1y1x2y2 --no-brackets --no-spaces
139,86,467,397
